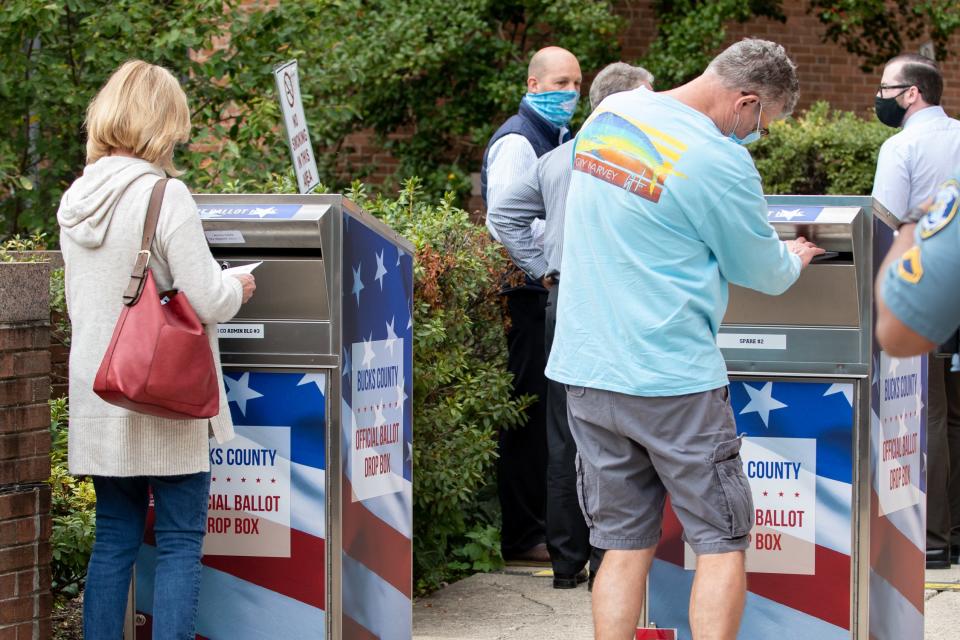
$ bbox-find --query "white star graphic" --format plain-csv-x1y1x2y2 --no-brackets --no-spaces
739,381,787,428
341,345,352,381
297,373,326,393
361,333,376,369
896,414,909,438
351,262,364,307
395,376,408,407
824,383,854,406
397,246,403,267
250,206,278,219
373,403,386,428
887,356,902,377
225,372,263,416
773,208,805,221
374,250,388,290
915,391,924,416
406,441,413,462
385,317,398,356
406,297,413,330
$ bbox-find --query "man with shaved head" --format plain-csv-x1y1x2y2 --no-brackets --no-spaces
482,46,581,566
488,62,654,589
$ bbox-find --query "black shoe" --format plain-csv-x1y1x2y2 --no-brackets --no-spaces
553,570,588,589
927,548,950,569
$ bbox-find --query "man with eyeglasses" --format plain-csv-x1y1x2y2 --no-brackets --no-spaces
546,39,822,639
872,53,960,570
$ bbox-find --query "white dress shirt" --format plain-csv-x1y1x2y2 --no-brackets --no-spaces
872,106,960,219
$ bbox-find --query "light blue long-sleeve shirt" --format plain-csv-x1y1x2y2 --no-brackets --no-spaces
545,88,801,396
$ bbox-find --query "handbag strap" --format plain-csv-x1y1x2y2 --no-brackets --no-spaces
123,178,169,306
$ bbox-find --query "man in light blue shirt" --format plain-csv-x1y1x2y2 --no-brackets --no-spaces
546,40,822,640
871,53,960,569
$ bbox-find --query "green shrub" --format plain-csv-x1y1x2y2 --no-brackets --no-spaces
48,397,95,602
349,179,530,593
752,101,894,195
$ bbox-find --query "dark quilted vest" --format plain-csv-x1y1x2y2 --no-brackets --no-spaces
480,100,570,205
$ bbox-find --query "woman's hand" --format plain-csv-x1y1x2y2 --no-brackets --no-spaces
234,274,256,303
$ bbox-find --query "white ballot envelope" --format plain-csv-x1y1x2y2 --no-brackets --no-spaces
222,261,262,277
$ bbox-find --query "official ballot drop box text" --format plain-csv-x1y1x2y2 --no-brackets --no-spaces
130,194,414,639
646,196,928,640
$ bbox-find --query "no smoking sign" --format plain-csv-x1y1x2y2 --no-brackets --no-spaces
283,71,295,107
273,60,319,194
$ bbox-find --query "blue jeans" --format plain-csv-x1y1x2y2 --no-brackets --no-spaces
83,472,210,640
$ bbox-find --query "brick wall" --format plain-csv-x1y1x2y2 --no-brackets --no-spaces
0,320,53,640
265,3,960,210
619,1,960,115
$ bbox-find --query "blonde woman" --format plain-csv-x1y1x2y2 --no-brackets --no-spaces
57,60,255,639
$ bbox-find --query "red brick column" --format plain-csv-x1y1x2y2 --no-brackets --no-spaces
0,322,53,640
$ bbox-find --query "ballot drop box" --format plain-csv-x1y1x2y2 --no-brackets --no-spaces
131,195,414,639
646,197,927,640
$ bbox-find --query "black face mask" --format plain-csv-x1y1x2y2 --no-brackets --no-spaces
875,92,908,128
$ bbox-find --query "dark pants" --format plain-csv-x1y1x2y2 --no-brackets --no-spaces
498,288,548,557
949,369,960,550
545,284,602,575
928,357,960,552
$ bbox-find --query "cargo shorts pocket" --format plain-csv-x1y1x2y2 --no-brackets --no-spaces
713,437,753,538
574,453,595,528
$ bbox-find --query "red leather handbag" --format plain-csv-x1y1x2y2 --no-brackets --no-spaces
93,179,220,419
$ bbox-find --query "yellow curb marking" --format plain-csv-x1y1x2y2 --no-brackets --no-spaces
533,570,554,577
925,582,960,591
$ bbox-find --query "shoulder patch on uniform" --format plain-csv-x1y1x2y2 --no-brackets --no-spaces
897,245,924,284
919,179,960,239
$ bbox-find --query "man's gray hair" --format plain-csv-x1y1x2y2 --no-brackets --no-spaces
589,62,654,110
707,38,799,115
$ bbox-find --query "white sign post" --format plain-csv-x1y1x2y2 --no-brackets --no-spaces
274,60,319,194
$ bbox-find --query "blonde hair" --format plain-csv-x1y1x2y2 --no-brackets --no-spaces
85,60,191,176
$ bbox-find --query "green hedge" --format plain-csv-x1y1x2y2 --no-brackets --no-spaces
349,180,528,592
752,101,894,195
49,397,95,603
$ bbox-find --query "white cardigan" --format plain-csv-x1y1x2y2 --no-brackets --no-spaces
58,156,242,476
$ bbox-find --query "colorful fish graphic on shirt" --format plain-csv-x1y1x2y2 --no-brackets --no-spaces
573,109,687,203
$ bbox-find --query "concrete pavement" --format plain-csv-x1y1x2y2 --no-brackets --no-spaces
924,564,960,640
413,564,960,639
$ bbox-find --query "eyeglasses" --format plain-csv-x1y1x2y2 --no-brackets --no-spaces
756,103,770,138
877,83,913,95
739,92,772,137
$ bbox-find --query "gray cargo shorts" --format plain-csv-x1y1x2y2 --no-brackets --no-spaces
566,384,752,555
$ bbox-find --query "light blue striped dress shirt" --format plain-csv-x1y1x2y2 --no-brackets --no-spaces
485,140,574,280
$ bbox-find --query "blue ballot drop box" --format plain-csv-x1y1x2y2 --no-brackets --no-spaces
128,194,414,640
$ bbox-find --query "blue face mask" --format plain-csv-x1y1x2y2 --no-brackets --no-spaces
729,102,764,146
523,90,579,128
